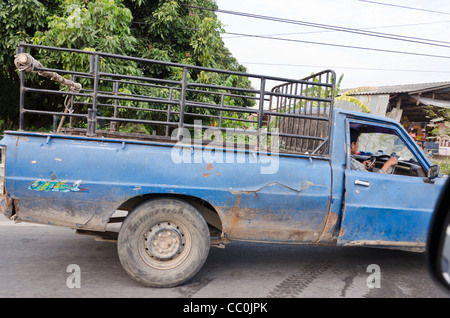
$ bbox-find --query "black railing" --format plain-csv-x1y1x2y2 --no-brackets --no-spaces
15,43,335,156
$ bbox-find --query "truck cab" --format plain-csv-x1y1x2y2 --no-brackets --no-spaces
330,109,445,251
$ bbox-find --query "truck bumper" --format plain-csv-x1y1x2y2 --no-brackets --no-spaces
0,193,17,219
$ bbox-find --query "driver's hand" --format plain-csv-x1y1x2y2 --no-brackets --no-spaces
386,156,398,166
363,160,373,170
381,156,398,172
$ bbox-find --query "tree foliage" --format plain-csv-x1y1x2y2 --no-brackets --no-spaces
34,0,138,57
425,106,450,139
0,0,57,131
0,0,253,132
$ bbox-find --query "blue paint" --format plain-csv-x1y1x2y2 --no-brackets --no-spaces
0,108,446,250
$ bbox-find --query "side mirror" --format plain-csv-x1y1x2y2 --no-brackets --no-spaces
427,178,450,291
428,165,440,179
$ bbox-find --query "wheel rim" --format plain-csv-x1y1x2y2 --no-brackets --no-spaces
139,221,191,269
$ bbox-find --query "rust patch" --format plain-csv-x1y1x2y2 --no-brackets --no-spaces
316,212,339,243
322,212,338,235
0,193,18,219
339,227,345,237
202,173,211,178
342,240,425,252
231,194,241,229
206,162,214,171
218,201,325,243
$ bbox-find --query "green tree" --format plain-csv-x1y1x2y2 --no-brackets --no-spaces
425,106,450,139
33,0,138,65
0,0,253,133
0,0,58,131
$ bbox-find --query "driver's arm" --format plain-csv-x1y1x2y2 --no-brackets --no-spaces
380,156,398,173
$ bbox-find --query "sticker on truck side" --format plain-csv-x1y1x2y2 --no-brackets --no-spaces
28,179,88,192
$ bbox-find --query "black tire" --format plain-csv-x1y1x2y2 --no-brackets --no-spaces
117,197,210,287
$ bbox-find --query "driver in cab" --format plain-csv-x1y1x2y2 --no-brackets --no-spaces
350,128,398,173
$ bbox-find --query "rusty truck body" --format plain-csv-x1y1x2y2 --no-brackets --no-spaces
0,44,445,287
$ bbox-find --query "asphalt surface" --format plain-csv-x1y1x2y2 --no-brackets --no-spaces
0,215,449,299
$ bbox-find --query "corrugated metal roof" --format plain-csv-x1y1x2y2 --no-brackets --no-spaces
343,81,450,95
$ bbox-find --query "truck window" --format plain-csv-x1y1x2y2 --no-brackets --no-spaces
349,123,427,177
359,133,415,162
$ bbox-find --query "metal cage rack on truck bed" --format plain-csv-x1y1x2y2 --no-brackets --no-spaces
14,43,336,156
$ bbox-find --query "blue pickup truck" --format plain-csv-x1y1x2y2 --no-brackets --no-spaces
0,44,446,287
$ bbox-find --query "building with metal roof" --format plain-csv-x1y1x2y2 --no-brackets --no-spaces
336,81,450,122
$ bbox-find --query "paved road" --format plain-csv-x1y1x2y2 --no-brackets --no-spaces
0,220,448,298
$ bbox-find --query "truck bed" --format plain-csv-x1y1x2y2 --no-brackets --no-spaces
1,129,333,245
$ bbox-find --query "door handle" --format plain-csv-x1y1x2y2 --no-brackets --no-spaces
355,180,370,187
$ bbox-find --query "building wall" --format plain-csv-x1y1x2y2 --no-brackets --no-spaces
335,94,390,117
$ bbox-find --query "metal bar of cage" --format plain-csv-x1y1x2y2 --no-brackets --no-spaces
15,43,336,156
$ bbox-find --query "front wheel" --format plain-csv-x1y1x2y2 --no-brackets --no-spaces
117,198,210,287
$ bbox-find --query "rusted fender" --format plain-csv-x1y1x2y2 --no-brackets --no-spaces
0,193,17,219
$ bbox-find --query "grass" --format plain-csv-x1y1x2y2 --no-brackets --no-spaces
431,155,450,175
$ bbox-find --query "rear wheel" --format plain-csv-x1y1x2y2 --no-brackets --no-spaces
117,198,210,287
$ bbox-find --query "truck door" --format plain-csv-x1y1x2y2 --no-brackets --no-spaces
337,121,445,250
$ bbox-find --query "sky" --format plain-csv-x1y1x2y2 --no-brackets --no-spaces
214,0,450,89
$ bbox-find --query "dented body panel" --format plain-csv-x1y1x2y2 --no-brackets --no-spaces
0,130,333,244
0,108,446,251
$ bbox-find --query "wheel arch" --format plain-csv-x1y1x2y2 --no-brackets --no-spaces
113,193,223,233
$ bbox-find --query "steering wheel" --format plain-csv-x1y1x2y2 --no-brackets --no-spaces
387,164,396,174
369,153,399,174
